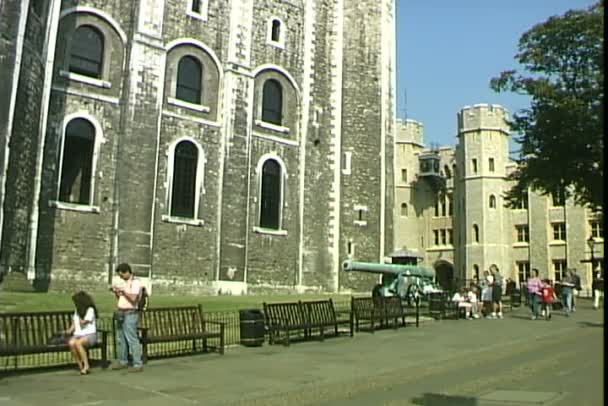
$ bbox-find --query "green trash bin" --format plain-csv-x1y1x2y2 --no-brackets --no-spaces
239,309,265,347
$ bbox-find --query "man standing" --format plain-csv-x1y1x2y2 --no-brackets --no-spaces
111,263,144,372
490,265,504,319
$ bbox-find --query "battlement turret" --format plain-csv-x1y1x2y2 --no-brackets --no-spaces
457,104,509,135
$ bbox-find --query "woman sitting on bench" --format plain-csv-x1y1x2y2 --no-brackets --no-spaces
65,291,98,375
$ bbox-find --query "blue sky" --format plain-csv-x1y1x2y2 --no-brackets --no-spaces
396,0,598,148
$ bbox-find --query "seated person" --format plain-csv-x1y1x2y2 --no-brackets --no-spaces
452,288,473,319
466,287,480,319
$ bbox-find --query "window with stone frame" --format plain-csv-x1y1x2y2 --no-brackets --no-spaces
517,261,530,283
516,192,529,210
515,224,529,243
433,230,439,246
400,203,408,217
440,229,447,245
552,222,566,241
260,159,282,229
271,20,281,42
590,220,603,239
176,56,203,105
69,25,104,78
553,259,567,281
473,224,479,243
59,118,95,205
447,194,453,216
489,194,497,208
471,158,478,174
170,141,198,218
262,79,283,125
488,157,495,172
447,229,453,245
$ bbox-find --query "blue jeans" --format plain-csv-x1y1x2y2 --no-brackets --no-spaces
561,288,573,314
529,293,541,318
116,311,143,367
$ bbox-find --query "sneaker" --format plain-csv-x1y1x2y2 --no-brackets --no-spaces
128,367,144,373
473,314,480,319
111,363,128,371
531,315,536,320
497,313,504,319
485,315,495,319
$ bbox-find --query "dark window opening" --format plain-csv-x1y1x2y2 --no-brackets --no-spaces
171,141,198,218
176,56,202,104
260,159,281,229
69,25,104,78
192,0,202,13
59,119,95,204
262,79,283,125
271,20,281,42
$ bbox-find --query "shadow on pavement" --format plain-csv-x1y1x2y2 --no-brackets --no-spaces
411,393,478,405
577,321,603,328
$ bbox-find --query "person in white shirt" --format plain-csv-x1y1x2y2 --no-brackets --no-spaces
65,291,98,375
466,287,480,319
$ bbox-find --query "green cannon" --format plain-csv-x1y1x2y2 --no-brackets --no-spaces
342,259,442,301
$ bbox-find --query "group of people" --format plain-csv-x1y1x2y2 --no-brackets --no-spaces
452,264,504,320
525,267,601,320
64,263,145,375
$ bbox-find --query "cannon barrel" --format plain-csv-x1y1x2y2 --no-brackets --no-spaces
342,260,435,279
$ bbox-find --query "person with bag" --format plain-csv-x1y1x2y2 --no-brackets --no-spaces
110,263,144,372
527,268,543,320
64,291,98,375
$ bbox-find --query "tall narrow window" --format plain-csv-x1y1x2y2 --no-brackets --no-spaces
553,260,567,281
433,230,439,246
260,159,281,229
489,158,495,172
473,224,479,243
271,20,281,42
400,203,408,217
59,118,95,204
447,194,453,216
473,265,480,280
176,56,202,104
517,261,530,283
262,79,282,125
489,194,496,208
401,169,407,183
552,222,566,241
171,141,198,218
471,158,478,174
69,25,104,78
552,189,565,206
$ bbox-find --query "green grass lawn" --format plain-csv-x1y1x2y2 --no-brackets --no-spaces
0,290,354,315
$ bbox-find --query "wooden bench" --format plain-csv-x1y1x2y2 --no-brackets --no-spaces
136,305,224,363
263,299,352,346
263,301,309,346
0,311,108,369
302,299,353,341
351,296,410,332
428,293,459,320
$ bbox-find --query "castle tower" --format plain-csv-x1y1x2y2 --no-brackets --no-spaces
455,104,511,280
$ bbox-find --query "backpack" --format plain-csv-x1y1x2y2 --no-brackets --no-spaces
137,287,149,311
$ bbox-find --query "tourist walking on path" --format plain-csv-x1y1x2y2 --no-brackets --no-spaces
111,263,144,372
541,280,557,320
527,269,543,320
65,291,98,375
559,269,576,317
592,268,603,310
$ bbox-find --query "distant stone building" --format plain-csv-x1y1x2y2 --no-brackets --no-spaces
394,104,604,294
0,0,397,293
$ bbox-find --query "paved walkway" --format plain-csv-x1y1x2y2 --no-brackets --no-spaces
0,301,603,406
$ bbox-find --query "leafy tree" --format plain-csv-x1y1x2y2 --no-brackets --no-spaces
491,2,603,210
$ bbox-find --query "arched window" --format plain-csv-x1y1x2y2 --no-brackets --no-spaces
271,20,281,42
69,25,104,78
473,224,479,243
59,118,95,204
400,203,408,217
260,159,282,229
171,141,198,218
489,194,496,208
473,265,480,280
262,79,282,125
176,56,202,104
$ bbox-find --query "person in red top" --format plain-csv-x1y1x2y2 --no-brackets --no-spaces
541,279,557,320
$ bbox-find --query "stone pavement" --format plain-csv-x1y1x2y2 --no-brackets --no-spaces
0,301,603,406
